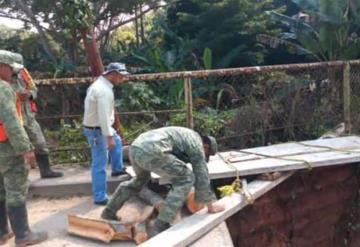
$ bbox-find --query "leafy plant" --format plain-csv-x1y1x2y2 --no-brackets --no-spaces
168,108,237,137
115,82,162,111
45,119,89,164
261,0,360,60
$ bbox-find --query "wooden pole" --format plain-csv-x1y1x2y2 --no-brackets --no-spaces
343,62,351,133
184,77,194,129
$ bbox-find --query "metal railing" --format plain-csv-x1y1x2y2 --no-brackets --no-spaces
34,60,360,164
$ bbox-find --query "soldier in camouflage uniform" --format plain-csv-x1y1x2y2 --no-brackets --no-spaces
102,126,225,237
0,50,47,246
11,53,63,178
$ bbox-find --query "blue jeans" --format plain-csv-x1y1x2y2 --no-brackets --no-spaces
83,128,123,202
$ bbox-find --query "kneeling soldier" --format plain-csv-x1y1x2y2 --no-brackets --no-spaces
102,126,225,237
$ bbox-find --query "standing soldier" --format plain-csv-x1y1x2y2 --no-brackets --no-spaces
11,53,63,178
0,50,47,246
101,126,225,237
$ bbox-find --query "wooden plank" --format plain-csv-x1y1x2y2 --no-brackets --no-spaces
186,189,205,214
67,214,131,243
67,196,154,243
189,222,234,247
139,172,293,247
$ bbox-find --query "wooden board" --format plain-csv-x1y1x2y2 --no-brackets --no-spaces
67,196,155,243
138,172,293,247
67,214,131,243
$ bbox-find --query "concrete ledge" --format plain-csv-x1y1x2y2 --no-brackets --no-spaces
28,166,130,197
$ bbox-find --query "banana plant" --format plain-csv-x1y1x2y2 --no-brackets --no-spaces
259,0,360,61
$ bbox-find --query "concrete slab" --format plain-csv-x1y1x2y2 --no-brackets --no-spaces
5,196,136,247
28,165,130,197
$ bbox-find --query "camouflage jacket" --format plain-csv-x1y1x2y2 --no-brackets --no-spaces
11,69,38,126
0,79,33,158
132,127,206,165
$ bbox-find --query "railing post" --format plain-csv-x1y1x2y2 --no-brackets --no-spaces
343,62,352,133
184,77,194,129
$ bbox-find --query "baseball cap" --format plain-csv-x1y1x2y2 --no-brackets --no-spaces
102,62,130,76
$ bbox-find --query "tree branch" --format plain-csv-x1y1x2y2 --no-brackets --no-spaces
13,0,56,62
0,12,30,23
96,4,166,41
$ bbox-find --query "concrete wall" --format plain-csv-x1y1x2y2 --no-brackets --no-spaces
226,165,360,247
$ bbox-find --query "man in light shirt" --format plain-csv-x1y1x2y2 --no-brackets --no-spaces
83,62,129,205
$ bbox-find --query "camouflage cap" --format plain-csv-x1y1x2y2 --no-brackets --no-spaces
207,136,218,156
12,53,24,72
0,50,20,70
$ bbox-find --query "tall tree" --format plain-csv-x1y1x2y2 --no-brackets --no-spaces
63,0,103,76
164,0,284,68
0,0,165,70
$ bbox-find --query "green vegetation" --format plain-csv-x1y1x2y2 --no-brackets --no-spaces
1,0,358,164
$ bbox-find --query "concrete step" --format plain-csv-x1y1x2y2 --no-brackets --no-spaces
29,165,130,197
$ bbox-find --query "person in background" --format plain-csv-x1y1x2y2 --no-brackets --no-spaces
83,62,129,205
11,53,63,179
101,126,225,237
0,50,47,246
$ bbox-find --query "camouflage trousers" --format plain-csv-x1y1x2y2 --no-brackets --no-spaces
106,146,195,223
0,155,29,206
24,116,49,155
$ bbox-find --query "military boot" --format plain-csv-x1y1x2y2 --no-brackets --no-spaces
8,203,47,247
146,218,170,238
101,208,119,221
0,201,13,245
35,153,63,178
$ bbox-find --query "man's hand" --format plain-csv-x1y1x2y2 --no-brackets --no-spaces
207,201,225,214
18,90,31,101
23,151,36,167
107,136,115,150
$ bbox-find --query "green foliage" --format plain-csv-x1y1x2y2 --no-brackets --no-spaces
168,108,237,137
202,48,212,70
115,82,162,111
63,0,95,31
165,0,284,67
264,0,360,60
45,119,89,164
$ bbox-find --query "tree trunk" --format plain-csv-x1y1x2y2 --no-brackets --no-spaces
140,4,145,44
135,4,140,48
80,27,104,77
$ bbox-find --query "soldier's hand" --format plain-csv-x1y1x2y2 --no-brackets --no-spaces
107,136,115,150
23,151,36,167
207,201,225,213
18,90,31,101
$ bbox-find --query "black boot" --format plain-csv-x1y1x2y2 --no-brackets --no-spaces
146,218,170,238
101,208,119,221
35,153,63,178
0,201,13,245
8,203,47,247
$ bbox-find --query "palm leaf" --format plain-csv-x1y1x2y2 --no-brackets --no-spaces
266,11,319,40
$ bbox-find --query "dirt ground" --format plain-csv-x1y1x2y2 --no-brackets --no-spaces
3,196,135,247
